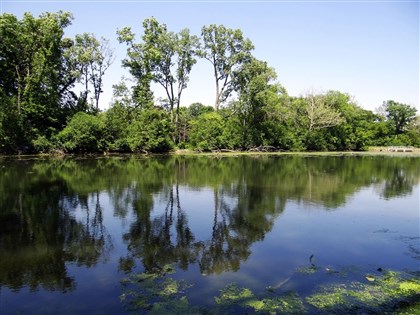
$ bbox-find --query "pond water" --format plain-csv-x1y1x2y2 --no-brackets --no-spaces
0,154,419,314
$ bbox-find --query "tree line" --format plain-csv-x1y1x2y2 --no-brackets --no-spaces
0,12,418,154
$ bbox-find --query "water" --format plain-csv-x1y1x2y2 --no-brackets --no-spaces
0,155,419,314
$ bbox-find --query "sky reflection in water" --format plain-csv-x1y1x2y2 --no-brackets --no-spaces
0,155,418,314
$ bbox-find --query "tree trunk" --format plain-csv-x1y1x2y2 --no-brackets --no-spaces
175,101,180,144
214,83,220,111
213,60,220,111
15,66,21,114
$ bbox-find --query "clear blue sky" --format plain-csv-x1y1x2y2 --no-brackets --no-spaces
2,0,419,112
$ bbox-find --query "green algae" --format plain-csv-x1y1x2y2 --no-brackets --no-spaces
306,270,420,313
120,264,193,312
296,265,318,275
215,284,307,314
120,265,419,314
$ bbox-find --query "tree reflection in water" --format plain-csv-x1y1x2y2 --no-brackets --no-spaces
0,154,418,294
120,183,269,276
0,159,112,292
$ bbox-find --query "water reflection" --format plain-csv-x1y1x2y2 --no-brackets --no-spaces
0,160,112,292
0,155,418,293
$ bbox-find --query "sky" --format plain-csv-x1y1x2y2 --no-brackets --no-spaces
1,0,419,112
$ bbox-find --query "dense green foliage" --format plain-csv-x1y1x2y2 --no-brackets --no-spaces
57,112,106,152
0,12,418,153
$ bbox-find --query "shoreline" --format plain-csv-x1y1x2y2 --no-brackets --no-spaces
1,147,419,159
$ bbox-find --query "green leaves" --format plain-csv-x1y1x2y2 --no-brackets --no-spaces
126,109,173,153
57,112,106,152
231,58,282,149
117,17,199,143
1,13,418,154
384,100,417,135
70,33,114,110
200,24,255,110
189,112,226,151
0,11,75,151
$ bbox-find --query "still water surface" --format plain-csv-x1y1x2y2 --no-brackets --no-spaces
0,155,419,314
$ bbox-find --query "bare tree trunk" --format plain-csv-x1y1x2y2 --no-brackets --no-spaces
213,59,220,111
215,82,220,111
175,100,180,144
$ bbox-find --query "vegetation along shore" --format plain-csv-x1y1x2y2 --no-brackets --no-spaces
0,12,418,154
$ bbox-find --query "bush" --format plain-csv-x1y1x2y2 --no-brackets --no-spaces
189,112,226,151
126,109,173,153
57,112,105,153
32,135,54,153
103,103,131,152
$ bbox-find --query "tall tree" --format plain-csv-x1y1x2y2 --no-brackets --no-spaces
118,17,199,141
117,26,154,109
383,100,417,135
199,24,254,111
231,58,282,148
174,28,199,130
140,17,174,113
72,33,114,110
141,18,199,127
0,11,74,149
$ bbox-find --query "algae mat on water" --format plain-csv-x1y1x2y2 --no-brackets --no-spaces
120,266,420,314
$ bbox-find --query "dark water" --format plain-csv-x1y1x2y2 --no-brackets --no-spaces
0,155,419,314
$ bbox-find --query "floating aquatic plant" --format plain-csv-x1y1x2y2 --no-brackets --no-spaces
120,264,194,313
296,265,318,275
119,265,419,314
306,270,420,314
215,283,307,314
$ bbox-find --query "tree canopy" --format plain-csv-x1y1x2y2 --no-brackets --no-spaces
0,12,418,154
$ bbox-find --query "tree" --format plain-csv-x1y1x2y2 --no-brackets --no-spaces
173,28,200,129
231,58,283,148
383,100,417,135
57,112,105,152
142,18,199,136
104,78,137,152
117,26,154,108
110,77,137,108
72,33,114,110
117,17,199,136
405,116,420,146
104,103,131,152
199,24,254,111
295,91,345,151
189,112,226,151
126,109,173,153
0,11,75,150
316,91,378,151
187,102,214,118
304,91,344,132
140,18,177,117
0,90,21,152
176,103,214,146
